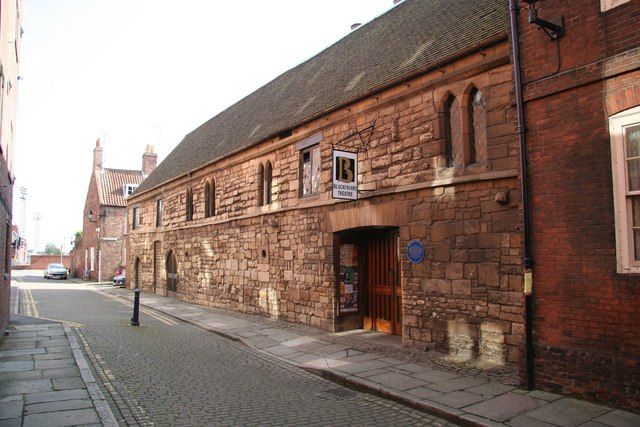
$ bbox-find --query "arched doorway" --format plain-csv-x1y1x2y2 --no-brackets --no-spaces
133,257,140,289
166,251,178,297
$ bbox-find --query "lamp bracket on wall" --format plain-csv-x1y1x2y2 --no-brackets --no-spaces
522,0,564,40
332,121,376,153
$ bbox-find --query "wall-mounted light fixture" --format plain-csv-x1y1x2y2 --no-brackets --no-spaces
522,0,565,40
87,209,106,223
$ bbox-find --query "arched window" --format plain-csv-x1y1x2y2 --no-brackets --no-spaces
204,181,211,218
470,88,487,164
185,189,193,221
257,163,264,206
264,161,273,205
166,251,178,294
209,179,216,216
445,94,462,167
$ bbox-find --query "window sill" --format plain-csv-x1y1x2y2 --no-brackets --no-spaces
616,265,640,275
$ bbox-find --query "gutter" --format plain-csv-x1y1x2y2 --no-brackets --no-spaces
509,0,535,390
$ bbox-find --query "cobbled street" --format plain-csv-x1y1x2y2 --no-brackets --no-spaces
13,272,454,426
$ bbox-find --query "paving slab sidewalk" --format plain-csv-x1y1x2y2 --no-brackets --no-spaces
99,285,640,427
1,287,118,427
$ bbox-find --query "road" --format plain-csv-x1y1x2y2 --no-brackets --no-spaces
12,271,453,426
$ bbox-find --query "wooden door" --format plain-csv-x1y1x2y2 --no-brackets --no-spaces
166,251,178,296
365,232,401,335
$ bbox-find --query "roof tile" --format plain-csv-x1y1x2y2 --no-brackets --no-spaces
97,168,145,206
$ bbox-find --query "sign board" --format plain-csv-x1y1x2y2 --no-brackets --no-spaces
407,240,425,264
332,150,358,200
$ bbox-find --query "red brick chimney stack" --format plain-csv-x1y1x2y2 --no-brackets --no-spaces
93,138,103,170
142,145,157,176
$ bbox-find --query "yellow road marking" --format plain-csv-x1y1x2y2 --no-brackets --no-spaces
24,288,40,317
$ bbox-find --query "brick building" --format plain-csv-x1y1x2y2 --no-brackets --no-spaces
71,140,156,281
0,0,22,330
512,0,640,409
128,0,524,368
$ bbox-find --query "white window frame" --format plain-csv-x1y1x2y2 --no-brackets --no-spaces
610,105,640,273
300,144,321,198
132,206,141,229
123,184,139,197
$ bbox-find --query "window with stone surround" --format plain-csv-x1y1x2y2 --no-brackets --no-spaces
610,106,640,273
258,162,272,206
156,198,163,227
300,145,321,197
444,94,461,167
264,161,272,204
601,0,630,12
205,179,215,217
90,247,95,271
132,206,141,229
185,189,194,221
469,87,487,164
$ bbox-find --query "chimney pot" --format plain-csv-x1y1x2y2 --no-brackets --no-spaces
142,146,158,176
93,138,103,169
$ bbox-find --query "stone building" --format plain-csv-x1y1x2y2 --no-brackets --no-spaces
71,140,156,281
128,0,523,368
0,0,22,330
513,0,640,410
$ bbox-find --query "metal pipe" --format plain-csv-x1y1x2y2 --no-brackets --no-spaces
509,0,535,390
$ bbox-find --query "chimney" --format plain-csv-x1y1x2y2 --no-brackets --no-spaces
142,145,157,176
93,138,103,170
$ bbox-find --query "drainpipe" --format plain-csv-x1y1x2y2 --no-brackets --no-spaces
509,0,535,390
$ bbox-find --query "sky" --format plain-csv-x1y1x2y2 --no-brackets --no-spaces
13,0,397,253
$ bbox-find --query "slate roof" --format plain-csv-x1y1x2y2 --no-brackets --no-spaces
136,0,509,195
97,168,145,207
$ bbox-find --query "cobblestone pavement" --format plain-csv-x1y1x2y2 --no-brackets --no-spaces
13,272,454,426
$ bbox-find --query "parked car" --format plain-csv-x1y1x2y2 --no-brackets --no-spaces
44,263,68,280
113,273,125,286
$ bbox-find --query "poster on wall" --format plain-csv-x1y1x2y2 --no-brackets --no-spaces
338,243,359,314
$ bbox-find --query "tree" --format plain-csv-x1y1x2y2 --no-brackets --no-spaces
44,243,62,255
72,231,82,250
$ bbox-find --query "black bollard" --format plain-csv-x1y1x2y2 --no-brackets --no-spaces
131,288,141,326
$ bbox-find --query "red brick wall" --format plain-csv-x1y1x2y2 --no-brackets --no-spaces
519,0,640,409
0,154,12,331
73,171,128,281
30,255,70,270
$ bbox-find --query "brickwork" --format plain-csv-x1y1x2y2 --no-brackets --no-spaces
518,0,640,410
71,143,151,281
0,155,12,330
29,255,70,269
0,0,21,330
128,41,525,368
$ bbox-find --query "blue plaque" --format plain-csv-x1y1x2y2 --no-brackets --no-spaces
407,240,425,264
